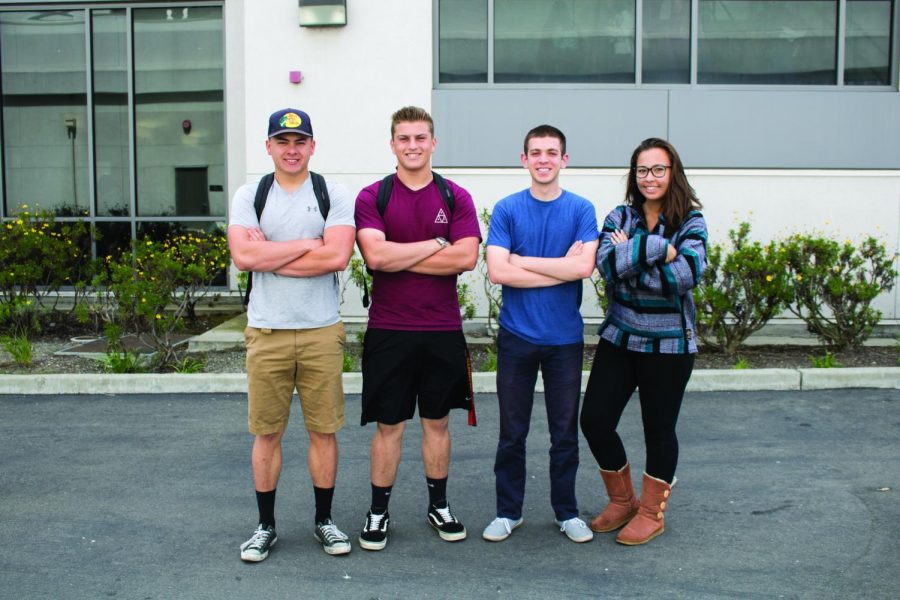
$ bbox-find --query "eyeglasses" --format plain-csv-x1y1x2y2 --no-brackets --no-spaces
634,165,671,179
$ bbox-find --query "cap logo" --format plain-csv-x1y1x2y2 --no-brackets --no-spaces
279,112,302,128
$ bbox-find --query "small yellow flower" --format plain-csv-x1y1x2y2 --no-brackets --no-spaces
796,274,803,281
765,275,773,282
155,314,161,320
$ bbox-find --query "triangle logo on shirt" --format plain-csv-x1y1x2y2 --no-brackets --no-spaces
434,208,449,224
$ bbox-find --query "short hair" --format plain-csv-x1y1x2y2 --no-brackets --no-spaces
625,137,702,235
390,106,434,137
523,124,566,156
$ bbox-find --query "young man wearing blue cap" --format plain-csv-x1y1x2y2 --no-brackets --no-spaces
228,108,356,560
482,125,598,544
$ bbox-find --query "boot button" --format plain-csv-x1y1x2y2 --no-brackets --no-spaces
663,490,670,498
656,512,663,519
660,501,667,510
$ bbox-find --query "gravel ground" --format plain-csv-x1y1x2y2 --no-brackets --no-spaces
1,336,896,374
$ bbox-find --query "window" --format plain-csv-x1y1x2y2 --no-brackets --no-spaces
1,11,89,217
439,0,487,82
698,1,837,84
845,0,893,85
643,0,691,83
494,0,634,83
0,3,225,260
436,0,897,87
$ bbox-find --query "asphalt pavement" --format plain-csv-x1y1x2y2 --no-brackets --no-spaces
1,389,898,599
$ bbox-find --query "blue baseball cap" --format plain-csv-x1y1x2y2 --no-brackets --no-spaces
267,108,313,138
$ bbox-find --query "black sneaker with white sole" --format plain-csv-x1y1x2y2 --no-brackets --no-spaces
314,519,351,555
427,502,467,542
359,510,390,551
240,523,277,562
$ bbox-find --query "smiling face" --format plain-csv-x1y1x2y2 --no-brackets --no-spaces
266,132,315,177
390,121,436,175
521,135,568,187
635,147,672,203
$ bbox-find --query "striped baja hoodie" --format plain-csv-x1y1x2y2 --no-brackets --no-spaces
596,205,708,354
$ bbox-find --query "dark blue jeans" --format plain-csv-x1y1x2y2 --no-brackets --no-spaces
494,327,583,521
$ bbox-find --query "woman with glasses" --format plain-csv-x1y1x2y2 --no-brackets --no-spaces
580,137,707,545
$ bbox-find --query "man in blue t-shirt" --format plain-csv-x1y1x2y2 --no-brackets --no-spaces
483,125,599,544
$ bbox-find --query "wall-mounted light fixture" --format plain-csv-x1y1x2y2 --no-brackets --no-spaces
298,0,347,27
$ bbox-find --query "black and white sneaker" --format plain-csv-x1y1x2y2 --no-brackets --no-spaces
427,502,467,542
314,519,351,555
359,510,390,551
240,523,277,562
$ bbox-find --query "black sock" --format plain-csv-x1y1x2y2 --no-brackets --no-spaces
314,486,334,524
256,489,276,528
371,484,392,513
426,477,447,507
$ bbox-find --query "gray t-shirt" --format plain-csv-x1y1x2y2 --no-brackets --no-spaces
229,175,355,329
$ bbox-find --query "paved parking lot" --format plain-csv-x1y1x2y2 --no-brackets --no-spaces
1,389,898,599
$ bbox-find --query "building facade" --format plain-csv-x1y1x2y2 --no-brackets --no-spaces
1,0,898,321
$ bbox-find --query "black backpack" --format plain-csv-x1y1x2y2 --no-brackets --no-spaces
361,171,455,307
242,171,330,306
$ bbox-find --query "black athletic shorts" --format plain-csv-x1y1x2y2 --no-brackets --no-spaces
360,329,472,425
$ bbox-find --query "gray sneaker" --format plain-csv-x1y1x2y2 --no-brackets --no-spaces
555,517,594,543
482,517,523,542
240,524,277,562
314,519,351,555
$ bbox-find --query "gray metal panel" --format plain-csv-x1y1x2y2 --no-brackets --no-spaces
434,88,900,168
668,89,900,168
432,89,669,167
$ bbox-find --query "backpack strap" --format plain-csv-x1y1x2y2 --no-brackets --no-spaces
431,171,455,213
254,172,276,221
310,171,330,220
375,173,394,217
243,173,276,306
375,171,455,217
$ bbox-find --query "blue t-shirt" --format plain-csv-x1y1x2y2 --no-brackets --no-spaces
486,189,599,345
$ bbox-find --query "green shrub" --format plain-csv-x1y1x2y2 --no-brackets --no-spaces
102,350,146,374
341,250,372,307
1,333,33,367
91,229,229,369
0,206,96,332
342,349,356,373
172,356,205,374
457,279,477,321
810,351,839,369
693,223,794,354
478,208,503,338
589,273,609,314
481,346,498,372
732,357,750,370
783,234,897,350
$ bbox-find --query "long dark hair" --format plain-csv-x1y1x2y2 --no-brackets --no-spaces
625,138,701,234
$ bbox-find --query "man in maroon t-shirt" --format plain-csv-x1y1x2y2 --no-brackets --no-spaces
354,106,481,551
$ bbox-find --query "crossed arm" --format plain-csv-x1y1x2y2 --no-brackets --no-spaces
356,228,479,276
486,239,599,288
227,224,355,277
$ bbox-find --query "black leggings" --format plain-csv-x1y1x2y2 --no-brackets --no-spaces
580,340,694,484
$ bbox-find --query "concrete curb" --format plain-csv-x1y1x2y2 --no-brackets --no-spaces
1,367,897,395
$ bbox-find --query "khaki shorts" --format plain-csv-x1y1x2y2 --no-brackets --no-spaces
245,322,346,435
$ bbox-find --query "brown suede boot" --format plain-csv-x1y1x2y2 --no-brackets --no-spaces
615,473,674,545
590,463,639,533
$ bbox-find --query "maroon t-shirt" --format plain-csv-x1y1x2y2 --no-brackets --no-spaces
355,175,482,331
